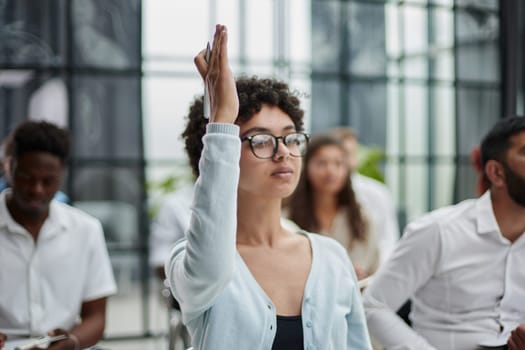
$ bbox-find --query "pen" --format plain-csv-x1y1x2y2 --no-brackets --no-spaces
15,335,68,350
203,42,211,119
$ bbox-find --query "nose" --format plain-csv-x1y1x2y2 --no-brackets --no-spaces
273,138,291,160
29,180,46,195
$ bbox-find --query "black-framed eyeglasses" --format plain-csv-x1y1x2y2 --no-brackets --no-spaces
241,132,310,159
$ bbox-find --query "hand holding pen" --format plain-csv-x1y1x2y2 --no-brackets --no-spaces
194,24,238,124
13,334,68,350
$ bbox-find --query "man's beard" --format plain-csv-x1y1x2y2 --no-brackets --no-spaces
502,162,525,207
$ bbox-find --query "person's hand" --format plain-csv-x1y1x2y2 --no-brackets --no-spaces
354,265,369,280
0,331,6,348
508,324,525,350
39,329,78,350
194,24,239,124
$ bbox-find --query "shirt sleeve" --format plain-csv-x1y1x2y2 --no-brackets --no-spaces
377,187,400,265
83,219,118,301
363,217,442,350
165,123,241,324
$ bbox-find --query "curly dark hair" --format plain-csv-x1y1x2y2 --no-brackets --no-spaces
285,134,369,245
182,76,305,177
10,120,71,164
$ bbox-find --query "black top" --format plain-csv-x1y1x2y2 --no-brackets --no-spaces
271,315,304,350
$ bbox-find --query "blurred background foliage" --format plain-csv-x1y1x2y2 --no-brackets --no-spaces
358,145,386,183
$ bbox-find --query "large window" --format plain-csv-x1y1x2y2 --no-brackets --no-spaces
144,0,501,230
311,0,500,225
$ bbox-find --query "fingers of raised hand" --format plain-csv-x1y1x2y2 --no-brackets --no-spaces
194,49,208,79
210,24,226,67
194,25,227,83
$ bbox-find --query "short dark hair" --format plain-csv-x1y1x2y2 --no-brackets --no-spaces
182,76,305,177
480,115,525,183
10,120,71,164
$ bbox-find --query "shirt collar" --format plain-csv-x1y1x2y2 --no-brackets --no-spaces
476,190,501,235
43,201,70,237
0,189,27,235
0,189,69,239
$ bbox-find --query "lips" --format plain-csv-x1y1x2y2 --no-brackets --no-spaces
25,198,47,208
271,167,294,176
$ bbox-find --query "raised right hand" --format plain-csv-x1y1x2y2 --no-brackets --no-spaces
194,24,239,124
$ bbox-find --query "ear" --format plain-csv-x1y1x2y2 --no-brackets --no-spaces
4,156,13,175
484,160,505,188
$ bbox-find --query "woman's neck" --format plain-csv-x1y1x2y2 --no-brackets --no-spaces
313,192,338,214
236,192,286,246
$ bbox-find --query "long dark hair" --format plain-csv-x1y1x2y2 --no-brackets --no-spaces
286,134,368,245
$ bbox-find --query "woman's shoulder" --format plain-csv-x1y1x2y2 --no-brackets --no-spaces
302,231,357,285
302,231,349,260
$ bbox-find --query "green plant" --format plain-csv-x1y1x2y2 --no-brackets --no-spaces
357,145,386,183
146,166,193,218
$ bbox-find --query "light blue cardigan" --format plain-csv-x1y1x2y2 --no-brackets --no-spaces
165,123,372,350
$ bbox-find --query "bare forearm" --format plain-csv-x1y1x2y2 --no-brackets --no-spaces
67,297,108,349
69,312,105,348
46,310,106,350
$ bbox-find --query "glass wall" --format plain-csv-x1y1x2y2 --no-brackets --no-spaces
517,0,525,116
144,0,502,236
311,0,500,225
0,0,148,340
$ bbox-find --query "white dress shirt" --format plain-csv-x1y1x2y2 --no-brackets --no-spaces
351,173,399,264
0,190,117,336
363,191,525,350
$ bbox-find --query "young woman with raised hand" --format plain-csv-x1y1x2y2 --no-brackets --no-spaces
165,24,372,350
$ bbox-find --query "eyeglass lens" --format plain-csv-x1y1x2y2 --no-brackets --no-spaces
249,133,308,158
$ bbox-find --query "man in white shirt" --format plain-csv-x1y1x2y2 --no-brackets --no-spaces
331,127,399,264
0,121,116,350
363,116,525,350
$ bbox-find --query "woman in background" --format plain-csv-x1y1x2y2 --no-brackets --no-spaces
286,134,380,280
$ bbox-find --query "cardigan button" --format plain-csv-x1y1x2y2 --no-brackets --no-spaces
306,321,312,328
